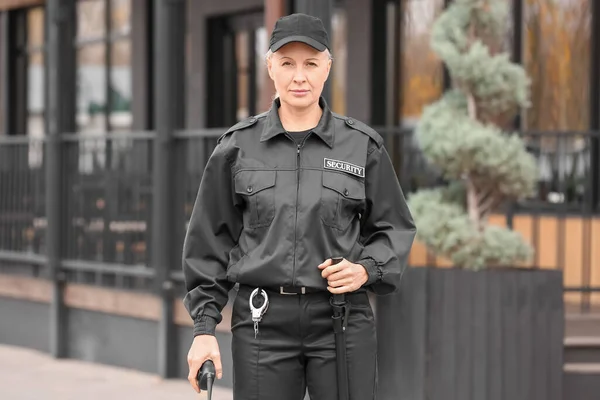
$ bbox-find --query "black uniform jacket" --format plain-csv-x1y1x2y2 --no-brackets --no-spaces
182,97,416,336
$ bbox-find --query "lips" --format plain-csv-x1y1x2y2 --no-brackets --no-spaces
291,90,309,93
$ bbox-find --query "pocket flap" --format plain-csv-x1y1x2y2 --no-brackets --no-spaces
234,170,276,195
322,172,365,200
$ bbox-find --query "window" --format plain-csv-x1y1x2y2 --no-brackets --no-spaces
235,27,268,121
0,13,3,133
524,0,591,131
204,12,264,127
2,7,46,137
255,26,269,114
330,6,347,115
399,0,445,124
522,0,593,207
76,0,132,134
397,0,514,125
26,8,45,138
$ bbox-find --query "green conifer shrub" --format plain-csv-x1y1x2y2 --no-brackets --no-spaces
407,0,538,270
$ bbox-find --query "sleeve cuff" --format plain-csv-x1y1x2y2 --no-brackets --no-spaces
193,315,219,337
358,257,381,286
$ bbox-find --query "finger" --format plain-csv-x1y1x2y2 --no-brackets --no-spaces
327,271,350,284
189,355,210,392
328,285,352,294
321,262,346,278
327,274,352,288
328,277,352,288
188,366,202,393
327,268,351,280
212,353,223,380
318,258,333,269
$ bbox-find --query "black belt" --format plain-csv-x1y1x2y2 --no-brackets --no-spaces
264,286,324,295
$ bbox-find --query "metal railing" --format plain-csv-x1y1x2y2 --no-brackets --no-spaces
0,135,46,278
0,128,598,310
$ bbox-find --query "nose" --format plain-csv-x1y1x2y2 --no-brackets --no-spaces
293,65,306,84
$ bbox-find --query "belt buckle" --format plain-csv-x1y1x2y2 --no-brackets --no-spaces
279,286,306,295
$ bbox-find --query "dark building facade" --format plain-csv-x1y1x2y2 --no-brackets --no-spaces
0,0,599,393
2,0,598,304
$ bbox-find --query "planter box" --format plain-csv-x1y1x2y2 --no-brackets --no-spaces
376,267,564,400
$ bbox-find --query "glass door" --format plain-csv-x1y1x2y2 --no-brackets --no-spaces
207,11,267,128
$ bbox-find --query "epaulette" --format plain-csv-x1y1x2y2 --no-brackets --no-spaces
217,115,260,144
334,113,384,148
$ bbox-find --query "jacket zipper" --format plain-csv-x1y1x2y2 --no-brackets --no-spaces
286,133,309,287
292,143,301,286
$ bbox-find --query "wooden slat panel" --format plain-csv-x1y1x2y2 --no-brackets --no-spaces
63,283,160,321
409,241,429,265
513,215,535,268
537,217,558,269
376,267,428,400
471,271,488,400
409,215,600,308
0,0,44,11
379,269,567,399
502,271,518,400
441,270,457,400
0,274,51,302
0,274,233,333
517,271,534,399
173,299,193,327
427,268,447,400
488,214,507,227
565,217,584,305
173,298,232,333
547,271,565,400
532,271,550,400
591,219,600,306
435,254,453,268
487,270,503,400
455,270,473,400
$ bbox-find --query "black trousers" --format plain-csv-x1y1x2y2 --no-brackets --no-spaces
230,285,378,400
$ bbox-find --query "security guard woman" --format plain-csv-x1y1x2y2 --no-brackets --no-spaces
183,13,416,400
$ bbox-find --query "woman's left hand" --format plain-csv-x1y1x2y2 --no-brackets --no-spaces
318,258,369,294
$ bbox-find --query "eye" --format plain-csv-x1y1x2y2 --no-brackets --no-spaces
282,61,292,66
307,62,318,67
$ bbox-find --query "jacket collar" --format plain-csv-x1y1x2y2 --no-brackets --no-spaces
260,96,334,148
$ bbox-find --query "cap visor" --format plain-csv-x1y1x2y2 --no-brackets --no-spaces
270,35,326,52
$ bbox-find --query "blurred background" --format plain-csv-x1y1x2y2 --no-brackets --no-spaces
0,0,598,399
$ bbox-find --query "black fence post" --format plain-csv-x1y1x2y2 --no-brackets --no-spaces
0,12,8,136
293,0,333,104
590,0,600,211
512,0,523,131
153,0,185,379
46,0,75,358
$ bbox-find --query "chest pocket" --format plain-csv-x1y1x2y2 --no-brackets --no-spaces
234,170,276,229
320,171,365,231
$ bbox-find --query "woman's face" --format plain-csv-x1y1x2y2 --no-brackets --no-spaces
267,42,332,109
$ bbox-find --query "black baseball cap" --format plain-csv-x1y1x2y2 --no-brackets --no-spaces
269,13,330,53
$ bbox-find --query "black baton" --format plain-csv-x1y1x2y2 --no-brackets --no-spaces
329,256,350,400
196,359,215,400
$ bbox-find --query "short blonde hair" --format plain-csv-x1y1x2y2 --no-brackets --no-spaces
265,48,333,62
265,48,333,99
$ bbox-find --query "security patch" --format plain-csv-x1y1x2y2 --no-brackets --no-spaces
323,158,365,178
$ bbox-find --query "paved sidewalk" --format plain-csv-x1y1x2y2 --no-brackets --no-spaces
0,344,233,399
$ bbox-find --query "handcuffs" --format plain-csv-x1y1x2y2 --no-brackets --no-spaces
249,287,269,339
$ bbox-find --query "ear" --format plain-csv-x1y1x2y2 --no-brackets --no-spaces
267,57,275,81
325,59,332,79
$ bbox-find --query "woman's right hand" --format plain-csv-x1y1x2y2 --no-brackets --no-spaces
187,334,223,393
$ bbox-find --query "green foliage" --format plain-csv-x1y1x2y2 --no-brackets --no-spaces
407,0,538,270
416,95,538,199
409,188,533,270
